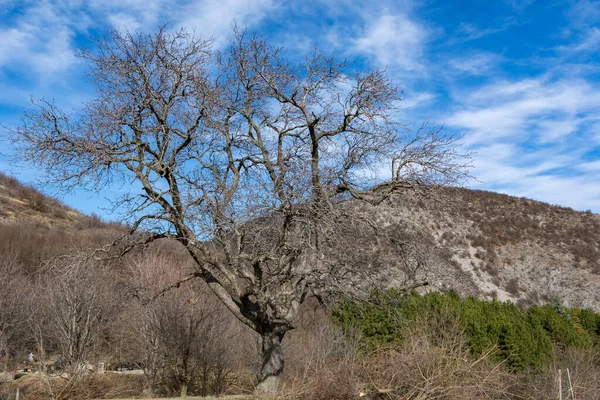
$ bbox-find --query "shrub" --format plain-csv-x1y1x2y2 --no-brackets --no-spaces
332,290,600,371
506,278,520,295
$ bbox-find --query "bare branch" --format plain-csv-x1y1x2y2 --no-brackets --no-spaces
8,27,471,394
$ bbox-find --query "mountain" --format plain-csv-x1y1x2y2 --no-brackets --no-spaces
381,187,600,310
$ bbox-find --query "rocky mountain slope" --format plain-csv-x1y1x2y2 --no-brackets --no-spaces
379,187,600,310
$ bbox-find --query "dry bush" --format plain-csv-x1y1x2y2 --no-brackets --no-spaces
372,318,519,400
513,347,600,400
0,372,144,400
282,301,362,399
506,277,521,296
115,249,255,397
282,312,523,400
0,256,30,372
559,347,600,399
281,318,362,399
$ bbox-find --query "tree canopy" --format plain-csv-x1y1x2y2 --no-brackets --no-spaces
9,27,470,393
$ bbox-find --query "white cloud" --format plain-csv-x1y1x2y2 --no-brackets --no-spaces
352,13,427,71
447,76,600,212
455,19,516,41
470,145,600,211
566,0,600,27
448,52,500,75
178,0,276,47
556,27,600,53
402,91,435,110
448,78,600,144
578,160,600,171
89,0,163,31
0,2,78,76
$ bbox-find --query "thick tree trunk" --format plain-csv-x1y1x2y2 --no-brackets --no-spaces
254,330,286,394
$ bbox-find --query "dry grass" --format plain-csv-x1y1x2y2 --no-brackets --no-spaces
0,372,145,400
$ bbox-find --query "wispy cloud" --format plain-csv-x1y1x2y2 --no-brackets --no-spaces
448,78,600,144
556,27,600,53
446,75,600,211
578,159,600,171
468,141,600,210
178,0,276,46
88,0,162,31
447,52,501,75
566,0,600,28
0,2,79,76
455,18,517,41
351,13,427,71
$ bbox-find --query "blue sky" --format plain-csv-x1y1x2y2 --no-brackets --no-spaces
1,0,600,217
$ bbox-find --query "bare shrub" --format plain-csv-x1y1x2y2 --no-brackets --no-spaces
0,256,30,372
26,190,48,212
483,262,499,277
1,371,144,400
506,277,521,296
282,313,520,400
27,253,123,372
281,306,362,400
120,250,251,397
512,346,600,400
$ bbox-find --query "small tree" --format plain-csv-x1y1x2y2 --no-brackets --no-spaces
125,250,241,397
33,253,115,371
9,27,470,393
0,256,29,372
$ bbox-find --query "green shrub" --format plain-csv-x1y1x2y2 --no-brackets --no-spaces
332,290,600,371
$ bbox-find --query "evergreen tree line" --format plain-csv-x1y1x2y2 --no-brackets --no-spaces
333,290,600,371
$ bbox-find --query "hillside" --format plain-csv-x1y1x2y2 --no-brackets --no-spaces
0,171,122,271
1,170,598,310
380,187,600,310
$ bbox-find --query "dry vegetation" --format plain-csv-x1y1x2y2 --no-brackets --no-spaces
2,172,600,398
279,305,600,400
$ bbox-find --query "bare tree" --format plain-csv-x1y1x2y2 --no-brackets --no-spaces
36,253,113,371
125,250,243,397
0,256,30,372
9,27,470,393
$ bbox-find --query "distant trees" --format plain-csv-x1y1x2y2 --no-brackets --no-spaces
10,27,470,393
333,290,600,371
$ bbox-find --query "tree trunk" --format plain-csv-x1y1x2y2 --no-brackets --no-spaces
180,381,187,398
255,330,285,394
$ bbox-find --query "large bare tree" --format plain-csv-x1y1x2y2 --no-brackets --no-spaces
9,27,470,393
